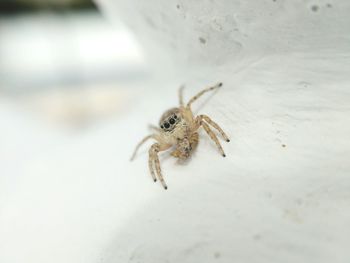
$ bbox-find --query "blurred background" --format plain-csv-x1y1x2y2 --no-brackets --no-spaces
0,4,155,261
0,0,146,128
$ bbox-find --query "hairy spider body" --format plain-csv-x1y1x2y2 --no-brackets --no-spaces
159,107,197,159
130,82,230,189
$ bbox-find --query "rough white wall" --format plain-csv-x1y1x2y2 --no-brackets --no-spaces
94,1,350,262
97,0,350,80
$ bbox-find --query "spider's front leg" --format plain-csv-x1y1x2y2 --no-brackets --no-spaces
149,143,171,189
130,134,159,161
195,115,229,157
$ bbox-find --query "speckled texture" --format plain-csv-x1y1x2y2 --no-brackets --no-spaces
93,1,350,262
96,0,350,79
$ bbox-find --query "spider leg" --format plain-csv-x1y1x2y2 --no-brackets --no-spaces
198,115,230,142
130,134,157,161
148,124,162,132
179,85,185,106
153,152,167,189
189,132,199,152
149,143,171,189
200,121,226,157
170,149,180,158
186,82,222,108
148,149,157,182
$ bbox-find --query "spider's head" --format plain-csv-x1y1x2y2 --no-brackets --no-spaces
159,108,181,132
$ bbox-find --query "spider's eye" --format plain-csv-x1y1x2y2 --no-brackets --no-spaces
160,125,164,129
169,118,175,124
164,122,170,129
173,115,177,119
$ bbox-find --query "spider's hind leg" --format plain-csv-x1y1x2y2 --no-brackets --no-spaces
202,122,226,157
199,115,230,142
198,120,226,157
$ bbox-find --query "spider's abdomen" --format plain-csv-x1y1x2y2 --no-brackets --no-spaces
171,132,199,160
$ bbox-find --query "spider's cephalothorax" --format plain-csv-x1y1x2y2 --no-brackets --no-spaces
159,108,181,132
130,82,230,190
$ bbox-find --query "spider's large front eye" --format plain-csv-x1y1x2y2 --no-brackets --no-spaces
169,118,175,124
164,122,170,129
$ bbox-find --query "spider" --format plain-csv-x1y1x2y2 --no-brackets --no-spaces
130,82,230,189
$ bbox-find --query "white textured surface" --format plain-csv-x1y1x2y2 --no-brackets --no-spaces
1,1,350,263
95,1,350,262
96,0,350,79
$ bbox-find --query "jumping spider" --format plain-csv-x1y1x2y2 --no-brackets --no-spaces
130,82,230,189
